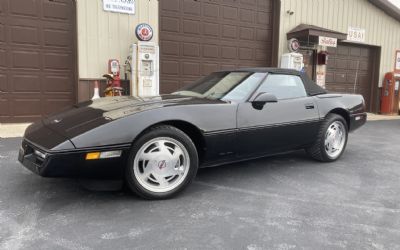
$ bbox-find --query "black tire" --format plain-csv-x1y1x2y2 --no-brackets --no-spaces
306,114,348,162
125,125,198,199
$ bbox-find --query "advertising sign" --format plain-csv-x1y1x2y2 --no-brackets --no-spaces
136,23,154,41
395,50,400,72
318,36,337,47
288,38,300,52
347,27,365,42
103,0,135,15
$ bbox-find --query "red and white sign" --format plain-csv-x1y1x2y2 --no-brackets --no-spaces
318,36,337,47
135,23,153,41
288,38,300,52
347,27,366,42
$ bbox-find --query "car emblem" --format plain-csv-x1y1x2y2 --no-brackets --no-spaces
158,160,167,170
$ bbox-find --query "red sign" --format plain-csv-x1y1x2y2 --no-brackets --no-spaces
136,23,153,41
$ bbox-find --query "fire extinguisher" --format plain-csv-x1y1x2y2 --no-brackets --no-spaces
103,59,124,97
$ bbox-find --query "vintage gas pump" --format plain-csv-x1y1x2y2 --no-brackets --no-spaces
380,72,400,115
280,52,304,71
129,41,159,97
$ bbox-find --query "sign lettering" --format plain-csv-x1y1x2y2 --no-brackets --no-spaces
347,27,366,42
318,36,337,47
103,0,135,15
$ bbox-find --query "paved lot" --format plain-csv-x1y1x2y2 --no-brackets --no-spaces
1,120,400,250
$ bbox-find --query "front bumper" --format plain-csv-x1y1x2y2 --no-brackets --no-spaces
349,112,367,132
18,140,130,179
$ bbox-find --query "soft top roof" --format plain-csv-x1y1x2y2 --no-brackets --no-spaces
218,67,327,96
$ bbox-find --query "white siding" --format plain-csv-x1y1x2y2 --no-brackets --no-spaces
279,0,400,86
77,0,159,79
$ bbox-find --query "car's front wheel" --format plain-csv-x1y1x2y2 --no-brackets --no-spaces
306,114,348,162
126,125,198,199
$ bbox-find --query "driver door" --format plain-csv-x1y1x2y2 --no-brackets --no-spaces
236,73,320,158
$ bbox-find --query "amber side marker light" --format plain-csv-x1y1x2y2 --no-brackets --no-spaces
85,151,122,160
86,152,100,160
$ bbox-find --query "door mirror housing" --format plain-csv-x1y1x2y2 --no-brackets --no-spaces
251,92,278,110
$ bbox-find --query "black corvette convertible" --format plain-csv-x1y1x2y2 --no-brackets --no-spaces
18,68,366,199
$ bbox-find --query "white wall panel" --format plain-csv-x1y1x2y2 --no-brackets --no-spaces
77,0,159,78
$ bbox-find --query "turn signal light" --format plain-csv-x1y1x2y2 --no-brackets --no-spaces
85,150,122,160
85,152,100,160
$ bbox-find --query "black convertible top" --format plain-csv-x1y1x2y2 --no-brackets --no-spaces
221,67,327,96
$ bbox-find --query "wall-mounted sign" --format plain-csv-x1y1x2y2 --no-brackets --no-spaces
136,23,153,41
318,36,337,47
347,27,365,42
288,38,300,52
103,0,135,15
395,50,400,72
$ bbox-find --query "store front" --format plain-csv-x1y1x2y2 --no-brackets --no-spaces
285,24,380,112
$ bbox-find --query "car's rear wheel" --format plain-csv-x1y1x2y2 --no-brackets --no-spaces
306,114,348,162
126,125,198,199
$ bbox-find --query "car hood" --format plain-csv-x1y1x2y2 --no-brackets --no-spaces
41,95,224,141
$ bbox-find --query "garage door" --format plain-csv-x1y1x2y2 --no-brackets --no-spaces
159,0,274,93
326,43,377,111
0,0,77,123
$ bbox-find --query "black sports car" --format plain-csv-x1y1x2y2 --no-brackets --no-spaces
18,68,366,199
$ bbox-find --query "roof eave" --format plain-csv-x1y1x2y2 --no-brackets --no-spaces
368,0,400,23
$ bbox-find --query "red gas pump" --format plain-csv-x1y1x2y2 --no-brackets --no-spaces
380,72,400,115
108,59,121,87
104,59,123,97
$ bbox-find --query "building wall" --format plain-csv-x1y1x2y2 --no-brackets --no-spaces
278,0,400,87
76,0,159,79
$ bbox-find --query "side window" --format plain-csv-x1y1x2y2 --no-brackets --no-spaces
257,74,307,100
222,73,267,101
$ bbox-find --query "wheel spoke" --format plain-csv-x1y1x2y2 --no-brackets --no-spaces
142,163,154,177
154,173,169,187
156,140,172,156
139,152,153,161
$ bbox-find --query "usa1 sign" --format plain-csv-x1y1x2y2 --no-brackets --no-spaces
318,36,337,47
103,0,135,15
347,27,365,42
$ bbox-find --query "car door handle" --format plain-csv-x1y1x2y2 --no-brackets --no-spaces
305,103,315,109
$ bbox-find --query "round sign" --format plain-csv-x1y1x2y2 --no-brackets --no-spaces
288,38,300,52
136,23,153,41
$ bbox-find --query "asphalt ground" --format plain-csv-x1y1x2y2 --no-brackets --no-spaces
0,120,399,250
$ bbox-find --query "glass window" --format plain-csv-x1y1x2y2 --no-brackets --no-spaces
173,72,264,101
257,74,307,100
222,73,267,101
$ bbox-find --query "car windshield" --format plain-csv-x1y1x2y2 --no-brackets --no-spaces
173,72,265,101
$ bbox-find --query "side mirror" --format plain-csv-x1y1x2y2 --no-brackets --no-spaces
251,92,278,110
